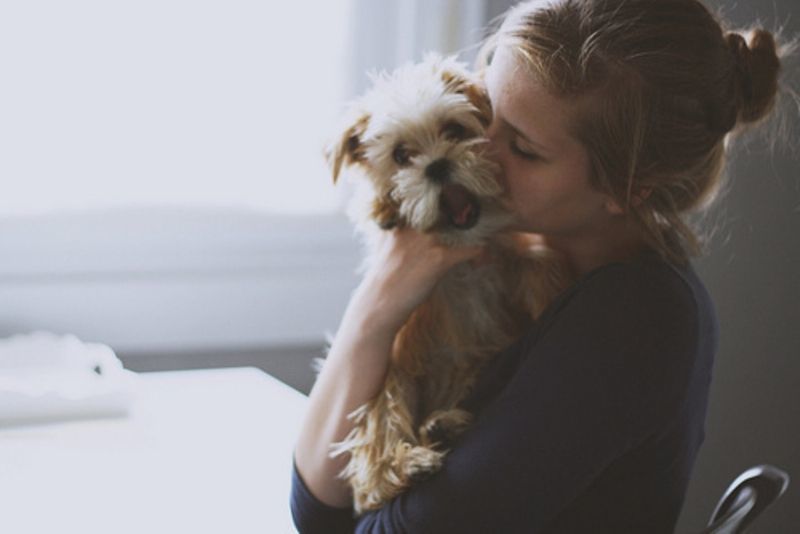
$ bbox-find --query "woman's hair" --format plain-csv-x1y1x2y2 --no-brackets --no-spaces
478,0,789,263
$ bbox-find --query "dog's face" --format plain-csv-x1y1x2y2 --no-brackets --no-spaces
328,55,509,245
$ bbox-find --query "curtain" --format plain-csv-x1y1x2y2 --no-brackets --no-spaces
344,0,491,97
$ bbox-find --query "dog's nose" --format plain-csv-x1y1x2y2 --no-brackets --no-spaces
425,158,451,183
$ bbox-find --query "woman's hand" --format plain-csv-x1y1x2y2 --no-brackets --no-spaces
294,228,484,508
358,228,486,334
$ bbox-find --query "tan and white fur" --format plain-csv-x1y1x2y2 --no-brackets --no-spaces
325,54,569,514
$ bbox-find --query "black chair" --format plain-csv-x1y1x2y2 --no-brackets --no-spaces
699,464,790,534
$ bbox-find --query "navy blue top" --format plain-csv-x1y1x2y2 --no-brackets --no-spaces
291,252,718,533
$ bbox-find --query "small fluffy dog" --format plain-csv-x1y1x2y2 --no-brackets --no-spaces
326,54,568,513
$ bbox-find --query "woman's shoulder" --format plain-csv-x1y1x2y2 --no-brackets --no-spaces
534,251,716,352
566,252,708,316
524,252,717,410
466,251,718,423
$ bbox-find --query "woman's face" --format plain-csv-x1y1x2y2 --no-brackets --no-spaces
485,44,616,238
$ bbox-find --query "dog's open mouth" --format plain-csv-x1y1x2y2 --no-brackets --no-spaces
440,183,480,230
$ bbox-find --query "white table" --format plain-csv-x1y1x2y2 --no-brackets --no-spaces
0,367,308,534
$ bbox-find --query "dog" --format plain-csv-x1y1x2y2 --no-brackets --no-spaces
325,54,568,513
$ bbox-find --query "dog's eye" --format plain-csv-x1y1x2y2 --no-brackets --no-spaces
392,144,413,166
441,121,469,141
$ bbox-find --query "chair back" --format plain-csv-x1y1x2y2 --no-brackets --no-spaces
700,464,790,534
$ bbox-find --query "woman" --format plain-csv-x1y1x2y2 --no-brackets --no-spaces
292,0,785,532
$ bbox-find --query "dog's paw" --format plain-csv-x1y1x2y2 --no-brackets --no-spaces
391,441,446,484
419,408,472,450
353,443,443,513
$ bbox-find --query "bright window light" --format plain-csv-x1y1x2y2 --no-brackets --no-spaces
0,0,351,215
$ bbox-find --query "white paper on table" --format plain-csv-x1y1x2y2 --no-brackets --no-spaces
0,332,137,426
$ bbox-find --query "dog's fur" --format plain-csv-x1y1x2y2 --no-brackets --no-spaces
325,54,569,514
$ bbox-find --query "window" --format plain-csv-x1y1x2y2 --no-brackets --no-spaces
0,0,351,215
0,1,504,353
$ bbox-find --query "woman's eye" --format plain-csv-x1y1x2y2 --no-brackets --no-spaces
392,144,412,166
510,141,540,161
441,121,469,141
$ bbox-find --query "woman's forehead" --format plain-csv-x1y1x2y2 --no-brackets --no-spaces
487,45,575,151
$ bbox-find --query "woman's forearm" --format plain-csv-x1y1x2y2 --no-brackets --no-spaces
294,274,402,508
293,230,484,509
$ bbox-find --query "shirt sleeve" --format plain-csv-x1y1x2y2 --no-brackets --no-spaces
290,460,356,534
352,261,700,533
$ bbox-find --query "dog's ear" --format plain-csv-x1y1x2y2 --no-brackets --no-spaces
371,195,401,230
440,70,492,127
326,113,371,184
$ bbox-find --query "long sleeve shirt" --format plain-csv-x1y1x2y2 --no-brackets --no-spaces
291,252,718,533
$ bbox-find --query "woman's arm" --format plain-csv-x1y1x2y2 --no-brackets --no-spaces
293,229,484,508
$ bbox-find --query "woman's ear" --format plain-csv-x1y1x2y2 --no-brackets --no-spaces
604,187,652,214
604,197,625,215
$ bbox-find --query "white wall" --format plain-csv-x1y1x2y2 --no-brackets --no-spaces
0,0,360,352
0,0,351,215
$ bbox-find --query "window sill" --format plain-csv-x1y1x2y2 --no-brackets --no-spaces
0,208,361,353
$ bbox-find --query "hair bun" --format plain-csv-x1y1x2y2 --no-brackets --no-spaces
726,29,781,125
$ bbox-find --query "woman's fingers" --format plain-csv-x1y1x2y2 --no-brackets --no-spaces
378,228,484,281
360,229,486,329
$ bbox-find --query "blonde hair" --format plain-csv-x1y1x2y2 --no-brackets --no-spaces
478,0,787,263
